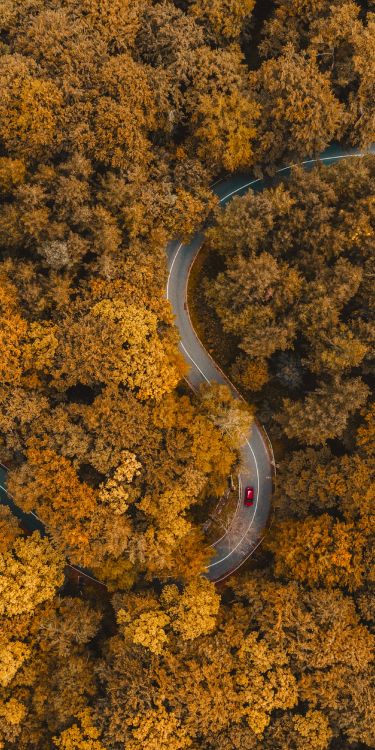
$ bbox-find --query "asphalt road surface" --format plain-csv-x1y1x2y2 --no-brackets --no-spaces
1,144,373,585
167,143,375,582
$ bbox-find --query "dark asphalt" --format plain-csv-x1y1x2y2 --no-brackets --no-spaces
1,144,373,584
167,143,375,582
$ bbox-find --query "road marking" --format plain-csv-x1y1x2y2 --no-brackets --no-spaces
208,437,260,567
219,177,262,202
166,242,183,300
180,342,210,383
213,535,265,583
66,563,103,585
2,151,373,587
217,151,368,204
167,149,375,580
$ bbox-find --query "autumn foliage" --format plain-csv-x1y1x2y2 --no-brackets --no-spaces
0,0,374,749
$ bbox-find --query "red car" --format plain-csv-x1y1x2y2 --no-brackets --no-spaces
244,486,254,506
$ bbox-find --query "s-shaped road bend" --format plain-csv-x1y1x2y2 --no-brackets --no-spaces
166,144,375,583
0,145,373,587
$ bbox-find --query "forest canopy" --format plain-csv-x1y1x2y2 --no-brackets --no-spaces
0,0,374,749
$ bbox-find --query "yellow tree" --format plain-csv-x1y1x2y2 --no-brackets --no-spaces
136,486,197,577
53,709,107,750
92,52,157,171
267,514,365,590
162,579,220,641
0,696,27,729
190,0,255,41
263,710,332,750
192,89,259,172
117,605,171,656
230,355,270,392
0,506,22,553
22,321,59,373
0,533,64,618
357,403,375,456
292,710,333,750
0,638,31,689
300,665,375,746
0,269,28,387
7,444,98,564
97,451,141,516
79,0,147,51
126,705,193,750
260,0,355,57
0,262,60,386
53,300,183,400
0,156,26,194
0,56,63,159
153,389,237,496
349,13,375,146
199,382,253,449
250,44,346,166
276,376,369,445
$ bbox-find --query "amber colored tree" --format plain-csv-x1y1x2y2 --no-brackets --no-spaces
53,709,107,750
250,44,346,166
0,56,63,159
276,376,369,445
190,0,255,42
78,0,147,51
191,89,260,172
0,157,26,194
52,299,183,400
349,13,375,145
267,514,366,590
356,403,375,457
7,445,98,564
0,532,64,617
161,578,220,641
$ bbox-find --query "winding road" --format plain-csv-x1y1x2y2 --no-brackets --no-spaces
167,143,375,582
167,233,274,582
1,144,374,585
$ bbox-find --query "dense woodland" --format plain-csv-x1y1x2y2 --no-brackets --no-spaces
0,0,374,748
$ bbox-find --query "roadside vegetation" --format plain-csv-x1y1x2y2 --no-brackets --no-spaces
0,1,374,748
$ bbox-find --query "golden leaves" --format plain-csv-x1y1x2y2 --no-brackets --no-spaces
0,60,63,158
192,90,260,172
0,533,64,618
191,0,255,40
53,299,182,400
0,640,31,688
53,709,107,750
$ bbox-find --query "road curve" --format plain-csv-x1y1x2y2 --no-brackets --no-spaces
167,143,375,583
0,145,373,587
